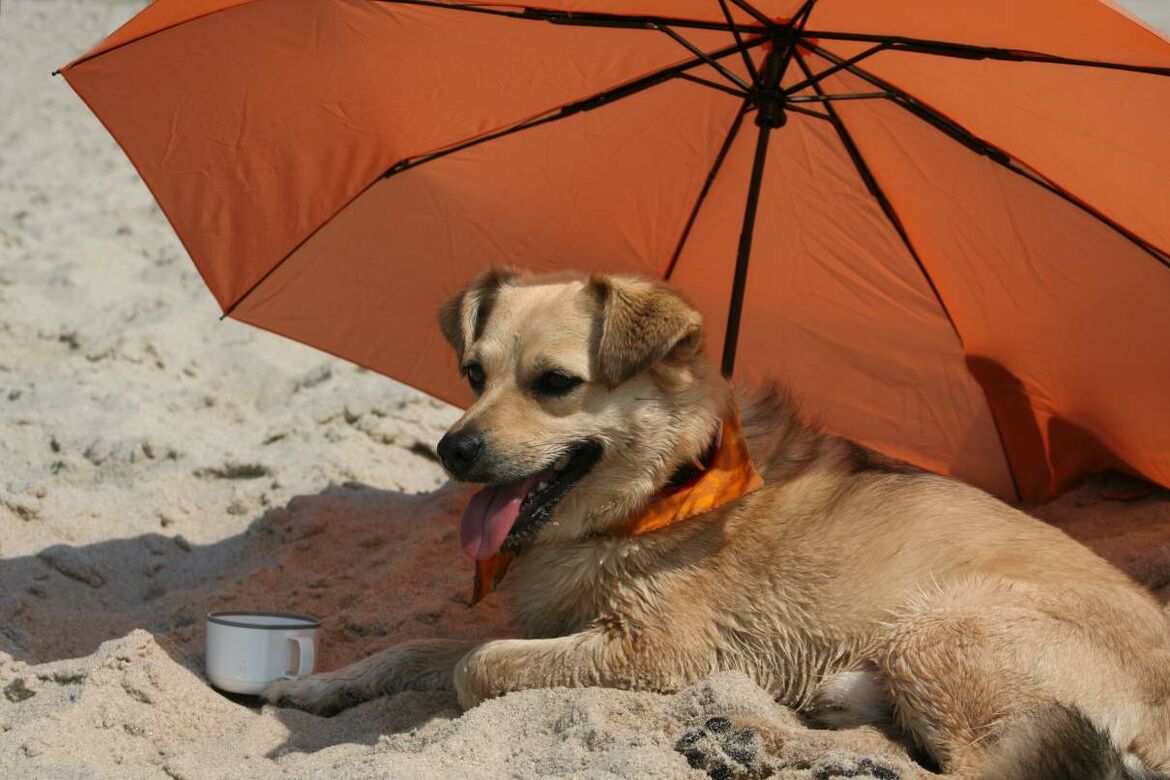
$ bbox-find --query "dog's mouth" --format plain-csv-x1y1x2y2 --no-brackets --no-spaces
459,441,603,560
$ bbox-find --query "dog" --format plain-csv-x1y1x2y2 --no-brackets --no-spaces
265,269,1170,779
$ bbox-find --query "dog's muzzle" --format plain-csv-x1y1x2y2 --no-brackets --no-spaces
437,428,484,480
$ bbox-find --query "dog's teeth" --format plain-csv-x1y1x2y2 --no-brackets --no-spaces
537,481,549,491
554,455,569,471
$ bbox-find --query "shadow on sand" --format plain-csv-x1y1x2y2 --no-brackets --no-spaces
0,481,511,754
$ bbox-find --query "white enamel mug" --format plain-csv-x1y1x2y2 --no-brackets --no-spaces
205,611,319,695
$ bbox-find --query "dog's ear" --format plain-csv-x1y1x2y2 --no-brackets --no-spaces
588,274,703,387
439,268,516,357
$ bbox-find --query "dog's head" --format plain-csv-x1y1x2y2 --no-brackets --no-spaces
437,268,726,559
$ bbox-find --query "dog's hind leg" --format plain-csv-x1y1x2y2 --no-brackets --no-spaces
262,638,478,716
873,582,1153,779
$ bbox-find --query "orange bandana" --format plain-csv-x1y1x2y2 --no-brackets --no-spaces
471,406,764,604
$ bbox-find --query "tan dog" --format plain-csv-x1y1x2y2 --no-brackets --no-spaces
265,269,1170,779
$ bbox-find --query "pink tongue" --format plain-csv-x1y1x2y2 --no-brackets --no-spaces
460,474,543,560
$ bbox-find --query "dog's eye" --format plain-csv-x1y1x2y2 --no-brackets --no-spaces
533,370,583,397
464,363,486,393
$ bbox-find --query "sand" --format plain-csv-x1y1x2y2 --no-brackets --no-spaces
2,2,1169,778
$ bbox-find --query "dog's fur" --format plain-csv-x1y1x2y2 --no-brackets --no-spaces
265,270,1170,779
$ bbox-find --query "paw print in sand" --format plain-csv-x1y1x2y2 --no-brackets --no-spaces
674,716,903,780
675,717,769,779
808,757,901,779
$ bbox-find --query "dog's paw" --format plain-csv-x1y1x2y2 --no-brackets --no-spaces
674,716,771,779
260,674,368,716
806,757,901,780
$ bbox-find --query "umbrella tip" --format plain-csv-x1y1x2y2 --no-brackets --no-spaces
51,69,61,77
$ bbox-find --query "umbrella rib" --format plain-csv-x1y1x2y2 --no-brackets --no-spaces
788,92,892,102
801,31,1170,77
792,0,821,22
784,44,887,95
717,0,760,82
657,25,752,91
374,0,769,34
802,42,1170,272
775,0,820,75
790,50,963,344
793,49,1024,502
727,0,774,28
784,104,832,121
59,1,763,74
677,72,751,99
222,35,767,318
380,111,565,180
379,35,766,181
665,99,752,281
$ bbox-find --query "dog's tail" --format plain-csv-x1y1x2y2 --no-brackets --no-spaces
981,703,1167,780
735,382,830,483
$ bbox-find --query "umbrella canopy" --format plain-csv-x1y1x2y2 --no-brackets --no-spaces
61,0,1170,502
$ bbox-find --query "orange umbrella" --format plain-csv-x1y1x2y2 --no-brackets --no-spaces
60,0,1170,502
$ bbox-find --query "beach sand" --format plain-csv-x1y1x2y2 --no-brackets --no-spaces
2,2,1169,777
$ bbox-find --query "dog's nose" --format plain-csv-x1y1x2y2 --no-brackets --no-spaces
437,429,484,478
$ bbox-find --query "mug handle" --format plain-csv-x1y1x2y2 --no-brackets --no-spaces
285,636,315,679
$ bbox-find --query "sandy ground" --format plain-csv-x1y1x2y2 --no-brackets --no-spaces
2,2,1169,778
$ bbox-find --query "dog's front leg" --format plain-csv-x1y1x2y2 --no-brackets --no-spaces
263,638,479,715
454,628,686,709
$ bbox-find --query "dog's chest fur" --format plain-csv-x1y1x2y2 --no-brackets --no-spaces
506,537,651,638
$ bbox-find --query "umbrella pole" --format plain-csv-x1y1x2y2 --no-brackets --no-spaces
720,43,788,378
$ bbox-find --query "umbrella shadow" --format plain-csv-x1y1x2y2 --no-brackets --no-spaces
966,355,1148,502
1,522,257,665
0,481,505,755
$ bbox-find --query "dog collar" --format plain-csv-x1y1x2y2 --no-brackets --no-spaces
471,404,764,604
661,422,722,492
